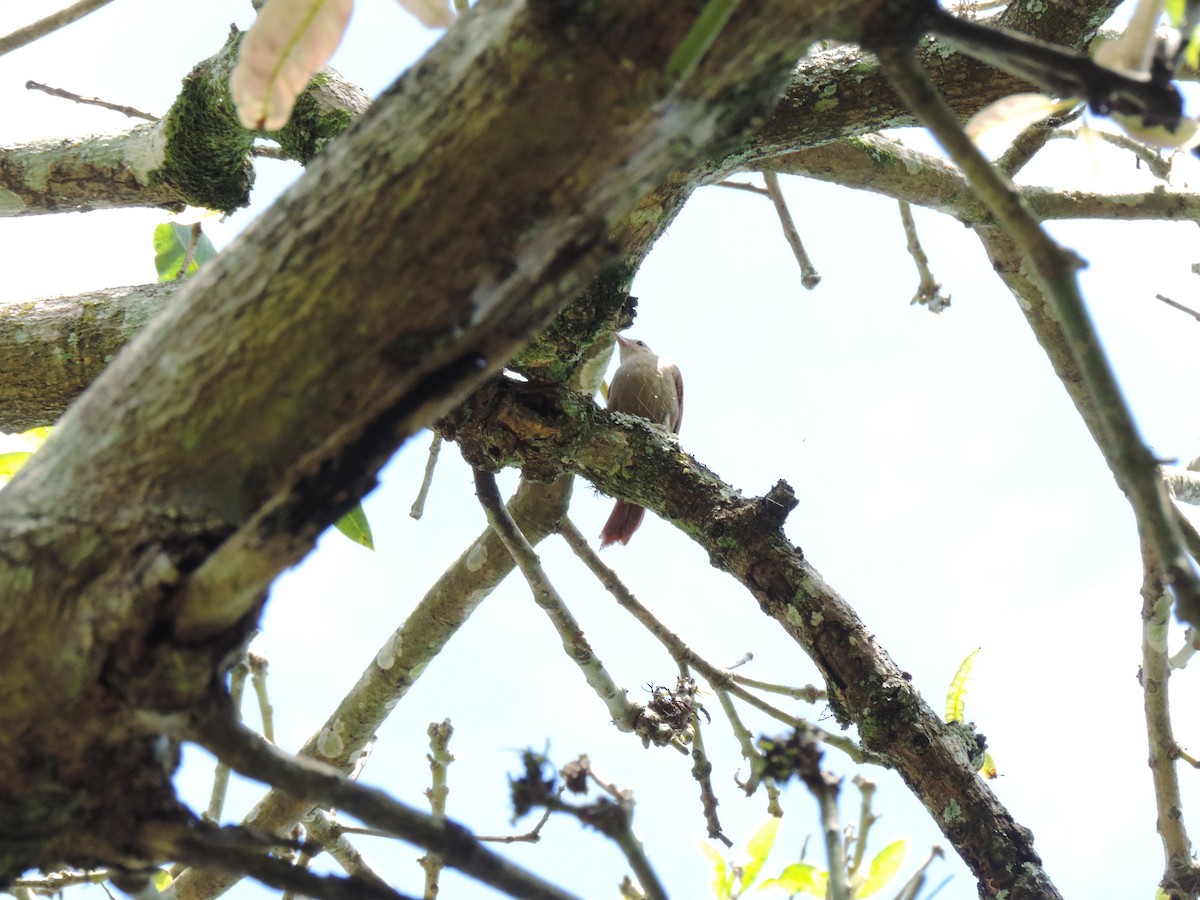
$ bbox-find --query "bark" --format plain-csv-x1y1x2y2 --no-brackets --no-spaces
0,0,837,884
0,0,1169,896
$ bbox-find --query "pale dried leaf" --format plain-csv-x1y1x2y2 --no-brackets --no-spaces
965,93,1079,157
396,0,455,28
231,0,355,131
1092,0,1166,74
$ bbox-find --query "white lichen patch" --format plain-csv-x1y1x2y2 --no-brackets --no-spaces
375,631,403,670
316,720,346,757
465,542,487,571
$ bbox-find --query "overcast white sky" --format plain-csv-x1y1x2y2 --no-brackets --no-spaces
2,2,1199,899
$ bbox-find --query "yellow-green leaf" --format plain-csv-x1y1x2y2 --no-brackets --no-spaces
945,646,981,723
0,451,33,482
742,817,780,889
334,503,374,550
152,869,174,890
980,751,999,779
857,839,907,898
759,862,826,896
698,839,733,899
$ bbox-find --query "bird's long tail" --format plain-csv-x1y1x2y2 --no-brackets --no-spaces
600,500,645,548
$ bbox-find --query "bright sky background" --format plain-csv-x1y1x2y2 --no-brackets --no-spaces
2,2,1199,899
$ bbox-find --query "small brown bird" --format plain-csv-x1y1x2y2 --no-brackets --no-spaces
600,333,683,548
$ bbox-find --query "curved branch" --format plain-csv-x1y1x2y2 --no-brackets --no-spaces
446,376,1062,899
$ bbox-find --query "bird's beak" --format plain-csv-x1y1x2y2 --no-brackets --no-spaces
614,333,630,348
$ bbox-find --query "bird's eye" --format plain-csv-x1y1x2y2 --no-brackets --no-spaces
636,340,647,347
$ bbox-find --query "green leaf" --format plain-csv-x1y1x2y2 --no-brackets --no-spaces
857,839,907,898
741,817,780,890
334,504,374,550
153,222,216,281
698,840,732,899
759,862,826,896
152,869,174,890
1167,0,1185,25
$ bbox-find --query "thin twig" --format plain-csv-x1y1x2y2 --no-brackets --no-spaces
728,673,824,702
410,433,443,519
716,688,765,794
419,719,454,898
1155,293,1200,322
683,660,731,847
473,469,637,730
847,775,878,879
1140,558,1196,887
186,709,578,900
24,80,158,121
249,653,274,744
476,806,554,843
993,105,1082,177
762,171,821,289
252,144,290,160
892,846,946,900
897,201,950,311
1088,128,1172,180
559,517,879,764
152,819,420,900
542,760,668,900
10,870,110,893
872,40,1200,627
712,179,770,196
303,809,394,892
0,0,118,58
175,223,203,281
207,659,250,821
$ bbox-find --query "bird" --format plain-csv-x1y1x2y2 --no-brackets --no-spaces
599,333,683,548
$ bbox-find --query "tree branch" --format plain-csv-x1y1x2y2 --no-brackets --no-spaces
186,710,576,900
446,375,1064,898
871,40,1200,625
0,0,117,58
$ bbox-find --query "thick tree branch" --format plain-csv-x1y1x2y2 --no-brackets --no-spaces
0,284,175,432
774,134,1200,226
0,0,830,880
0,55,368,216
